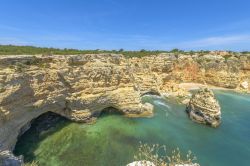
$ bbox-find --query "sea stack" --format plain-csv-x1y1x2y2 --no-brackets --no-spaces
186,88,221,127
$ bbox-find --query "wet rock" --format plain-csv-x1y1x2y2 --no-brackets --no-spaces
141,103,154,115
0,150,23,166
186,88,221,127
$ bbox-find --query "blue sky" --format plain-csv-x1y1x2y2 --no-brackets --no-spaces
0,0,250,51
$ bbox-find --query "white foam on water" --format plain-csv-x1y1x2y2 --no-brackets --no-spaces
153,100,172,118
153,100,171,109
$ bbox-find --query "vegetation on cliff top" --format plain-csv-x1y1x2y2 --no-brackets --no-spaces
1,45,248,58
0,45,171,57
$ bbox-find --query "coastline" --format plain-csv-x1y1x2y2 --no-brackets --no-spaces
178,82,249,93
0,53,249,166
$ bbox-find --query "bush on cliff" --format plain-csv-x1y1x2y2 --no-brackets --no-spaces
133,142,198,166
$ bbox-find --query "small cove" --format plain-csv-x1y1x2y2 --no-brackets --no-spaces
14,90,250,166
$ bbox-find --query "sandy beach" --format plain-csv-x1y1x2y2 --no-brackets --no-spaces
178,83,237,91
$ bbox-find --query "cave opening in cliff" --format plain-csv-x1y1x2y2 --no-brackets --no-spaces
99,107,125,117
141,90,161,97
13,111,70,162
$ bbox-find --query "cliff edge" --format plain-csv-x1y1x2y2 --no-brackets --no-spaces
0,52,249,165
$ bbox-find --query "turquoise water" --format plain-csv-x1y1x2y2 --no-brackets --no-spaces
14,91,250,166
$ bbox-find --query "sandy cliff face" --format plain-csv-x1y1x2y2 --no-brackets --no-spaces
0,54,154,152
0,52,249,162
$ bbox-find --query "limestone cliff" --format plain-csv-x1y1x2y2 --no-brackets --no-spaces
186,88,221,127
0,52,249,164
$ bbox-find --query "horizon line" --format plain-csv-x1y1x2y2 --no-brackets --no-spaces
0,44,249,53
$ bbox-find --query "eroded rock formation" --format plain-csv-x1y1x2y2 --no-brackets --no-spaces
186,88,221,127
0,52,249,164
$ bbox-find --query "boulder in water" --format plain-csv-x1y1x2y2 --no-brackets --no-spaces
186,88,221,127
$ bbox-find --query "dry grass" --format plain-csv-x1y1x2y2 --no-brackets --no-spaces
24,161,39,166
134,142,198,166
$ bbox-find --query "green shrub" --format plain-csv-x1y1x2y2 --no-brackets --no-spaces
134,142,198,166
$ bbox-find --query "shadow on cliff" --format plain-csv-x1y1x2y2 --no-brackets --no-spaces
99,107,125,117
141,90,161,97
13,111,71,163
13,107,126,163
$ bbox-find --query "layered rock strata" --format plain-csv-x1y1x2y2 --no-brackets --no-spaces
186,88,221,127
0,52,249,164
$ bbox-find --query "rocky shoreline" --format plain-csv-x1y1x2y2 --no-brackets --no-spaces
0,52,250,165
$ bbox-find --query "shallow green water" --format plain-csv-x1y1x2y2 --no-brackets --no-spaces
14,91,250,166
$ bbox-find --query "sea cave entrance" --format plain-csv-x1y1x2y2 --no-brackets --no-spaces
13,111,70,163
141,90,161,97
98,107,125,117
13,107,125,163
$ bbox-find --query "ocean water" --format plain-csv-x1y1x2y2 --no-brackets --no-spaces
14,90,250,166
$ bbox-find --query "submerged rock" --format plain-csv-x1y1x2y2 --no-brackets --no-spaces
186,88,221,127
